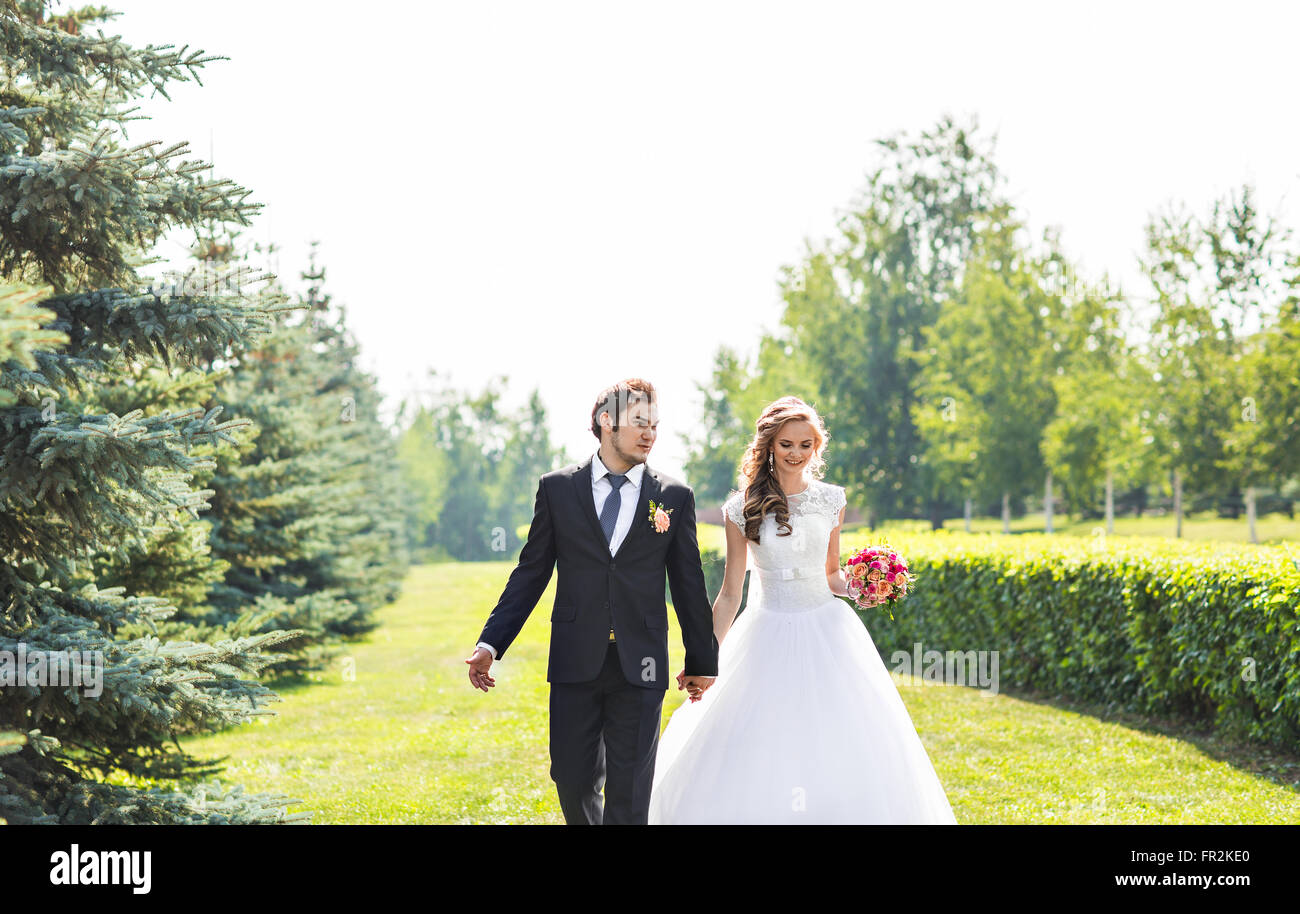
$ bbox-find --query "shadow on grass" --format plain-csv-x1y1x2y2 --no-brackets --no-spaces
993,683,1300,793
258,670,323,695
258,638,373,695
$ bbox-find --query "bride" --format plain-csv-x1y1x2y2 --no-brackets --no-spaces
648,396,958,824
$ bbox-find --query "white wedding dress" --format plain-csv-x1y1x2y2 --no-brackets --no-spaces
648,480,958,824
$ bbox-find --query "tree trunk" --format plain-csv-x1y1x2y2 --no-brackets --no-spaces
1044,470,1054,535
1104,466,1114,534
963,497,972,533
1001,491,1011,534
1173,467,1183,538
1246,485,1258,544
929,499,943,531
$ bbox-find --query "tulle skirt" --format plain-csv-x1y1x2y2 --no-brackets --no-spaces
648,591,958,824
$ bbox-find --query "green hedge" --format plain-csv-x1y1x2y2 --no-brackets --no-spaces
699,548,751,618
702,531,1300,751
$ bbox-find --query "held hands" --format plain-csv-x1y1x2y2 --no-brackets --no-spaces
465,647,496,692
675,669,715,702
473,650,715,700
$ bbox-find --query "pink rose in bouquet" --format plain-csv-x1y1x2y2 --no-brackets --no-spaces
841,544,914,621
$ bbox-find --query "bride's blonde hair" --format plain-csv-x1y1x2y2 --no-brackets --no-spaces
737,396,829,543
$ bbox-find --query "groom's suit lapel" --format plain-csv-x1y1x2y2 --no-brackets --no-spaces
573,458,609,550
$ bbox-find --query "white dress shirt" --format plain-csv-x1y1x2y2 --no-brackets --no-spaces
476,452,643,660
590,450,645,556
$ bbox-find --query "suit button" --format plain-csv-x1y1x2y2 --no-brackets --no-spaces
603,601,610,609
609,561,616,570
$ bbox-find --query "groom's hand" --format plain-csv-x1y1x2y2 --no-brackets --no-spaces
465,647,496,692
677,671,714,702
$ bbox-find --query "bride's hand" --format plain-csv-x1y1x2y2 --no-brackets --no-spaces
679,673,713,702
675,669,707,701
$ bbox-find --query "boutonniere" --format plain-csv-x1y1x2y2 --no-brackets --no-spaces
648,499,673,533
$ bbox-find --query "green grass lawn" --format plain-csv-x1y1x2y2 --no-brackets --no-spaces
180,562,1300,824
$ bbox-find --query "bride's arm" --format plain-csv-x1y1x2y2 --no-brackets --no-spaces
712,516,749,644
825,505,849,597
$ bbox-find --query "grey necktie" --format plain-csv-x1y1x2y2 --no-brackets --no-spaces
600,473,628,546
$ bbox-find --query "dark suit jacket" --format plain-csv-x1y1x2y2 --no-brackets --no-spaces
477,457,719,689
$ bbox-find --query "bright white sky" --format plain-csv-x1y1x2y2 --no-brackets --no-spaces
104,0,1299,482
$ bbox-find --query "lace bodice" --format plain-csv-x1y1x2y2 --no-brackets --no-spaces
722,480,846,608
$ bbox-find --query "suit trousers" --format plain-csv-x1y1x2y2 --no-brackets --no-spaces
549,641,665,824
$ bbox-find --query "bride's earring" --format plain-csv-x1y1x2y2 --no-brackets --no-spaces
767,452,774,471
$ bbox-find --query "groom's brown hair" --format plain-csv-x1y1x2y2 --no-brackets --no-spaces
591,378,656,440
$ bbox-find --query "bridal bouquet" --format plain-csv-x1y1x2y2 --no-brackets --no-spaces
842,545,913,621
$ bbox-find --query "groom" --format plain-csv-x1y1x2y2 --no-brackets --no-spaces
466,378,719,824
